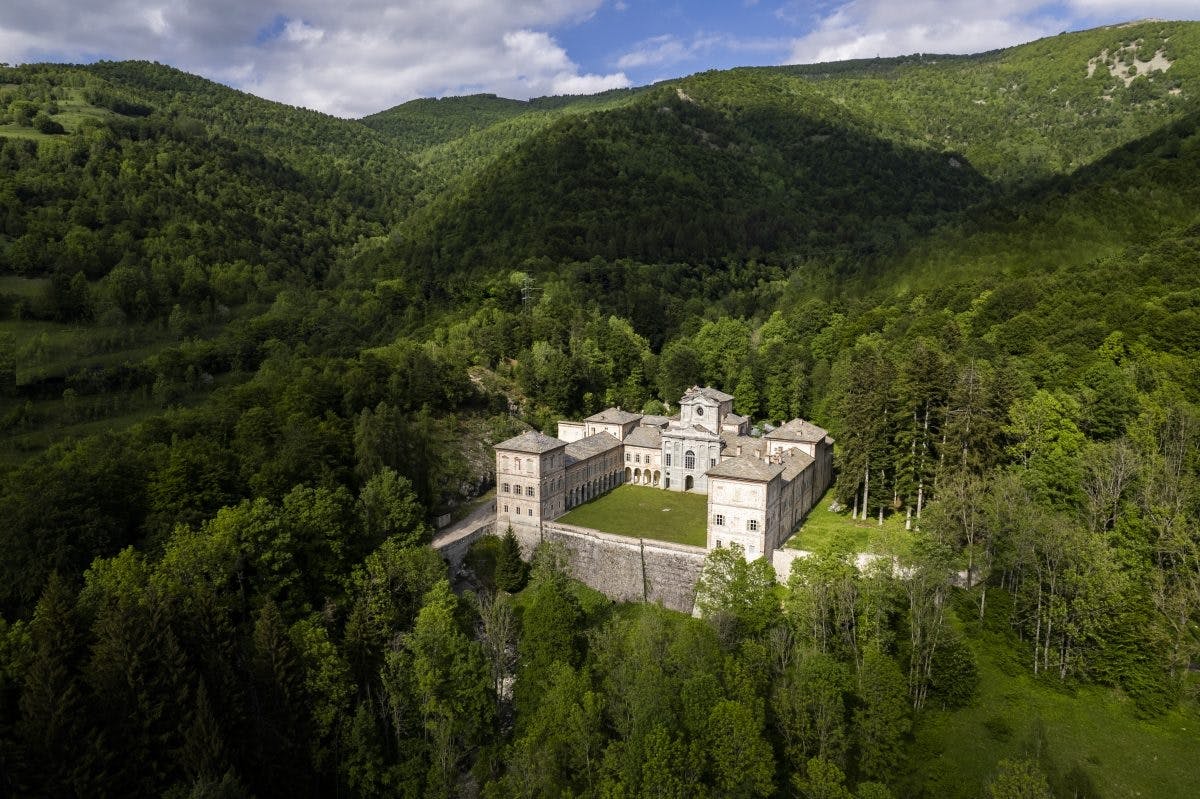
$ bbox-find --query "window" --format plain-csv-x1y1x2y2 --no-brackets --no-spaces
528,508,533,516
685,450,695,470
515,506,520,514
715,514,725,526
696,406,704,417
514,457,522,470
502,483,510,493
665,453,672,466
635,454,641,463
503,504,509,512
626,453,631,462
747,519,759,532
716,539,723,548
710,458,716,468
526,486,534,497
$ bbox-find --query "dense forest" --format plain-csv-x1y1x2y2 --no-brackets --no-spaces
0,19,1198,798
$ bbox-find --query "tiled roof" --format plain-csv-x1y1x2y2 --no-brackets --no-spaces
496,430,566,454
624,426,662,448
781,448,815,481
682,385,734,403
723,413,748,424
585,407,642,424
720,433,764,459
707,455,783,482
664,422,719,439
564,432,621,465
639,414,671,428
764,418,830,443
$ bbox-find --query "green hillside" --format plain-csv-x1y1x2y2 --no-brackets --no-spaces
378,20,1200,291
0,20,1198,799
361,93,546,152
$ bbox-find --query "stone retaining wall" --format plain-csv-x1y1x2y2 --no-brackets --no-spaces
522,522,708,613
772,547,880,582
432,517,495,571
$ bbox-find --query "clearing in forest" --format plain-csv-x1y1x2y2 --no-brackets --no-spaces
557,484,707,547
784,487,911,552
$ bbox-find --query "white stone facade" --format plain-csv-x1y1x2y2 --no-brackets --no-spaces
494,386,833,560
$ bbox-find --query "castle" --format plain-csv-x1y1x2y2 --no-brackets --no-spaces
494,386,833,559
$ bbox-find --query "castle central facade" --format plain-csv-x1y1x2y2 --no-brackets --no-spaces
495,387,833,560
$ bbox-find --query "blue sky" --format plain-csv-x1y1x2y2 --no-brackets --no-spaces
3,1,1199,117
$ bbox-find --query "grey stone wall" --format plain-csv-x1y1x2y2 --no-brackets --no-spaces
641,539,707,612
434,515,717,615
432,519,495,571
541,522,706,613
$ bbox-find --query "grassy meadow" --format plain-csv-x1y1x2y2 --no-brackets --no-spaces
903,599,1200,798
784,487,912,553
557,483,707,547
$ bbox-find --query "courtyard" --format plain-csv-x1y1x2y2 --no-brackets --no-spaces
556,484,707,547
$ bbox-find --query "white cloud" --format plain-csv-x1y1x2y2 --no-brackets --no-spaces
617,34,690,69
785,0,1200,66
786,1,1064,64
0,0,629,117
616,31,786,71
1066,1,1200,15
281,19,323,45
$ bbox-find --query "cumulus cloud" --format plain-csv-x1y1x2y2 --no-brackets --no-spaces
786,1,1064,64
0,0,630,117
1067,0,1200,15
786,0,1200,66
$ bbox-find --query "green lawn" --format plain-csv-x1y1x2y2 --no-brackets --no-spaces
903,604,1200,798
557,484,707,547
785,487,911,552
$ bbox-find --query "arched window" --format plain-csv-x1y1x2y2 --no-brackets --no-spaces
684,450,695,470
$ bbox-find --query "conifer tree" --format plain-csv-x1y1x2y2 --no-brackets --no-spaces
494,526,527,593
852,649,911,782
18,573,91,795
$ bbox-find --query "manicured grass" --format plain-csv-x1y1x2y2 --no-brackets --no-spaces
784,486,910,552
557,484,707,547
902,602,1200,798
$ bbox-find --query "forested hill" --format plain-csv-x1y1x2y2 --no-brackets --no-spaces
1,19,1199,799
375,19,1200,286
0,60,412,314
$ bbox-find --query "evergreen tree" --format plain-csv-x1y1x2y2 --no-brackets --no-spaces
18,573,92,795
852,648,911,782
494,526,527,593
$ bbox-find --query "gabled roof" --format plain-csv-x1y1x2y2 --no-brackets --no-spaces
722,413,748,425
720,432,764,459
585,407,642,425
564,432,621,465
781,448,815,481
764,418,831,443
639,414,672,428
707,456,783,482
496,430,566,454
663,421,720,439
681,385,734,404
624,426,662,448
